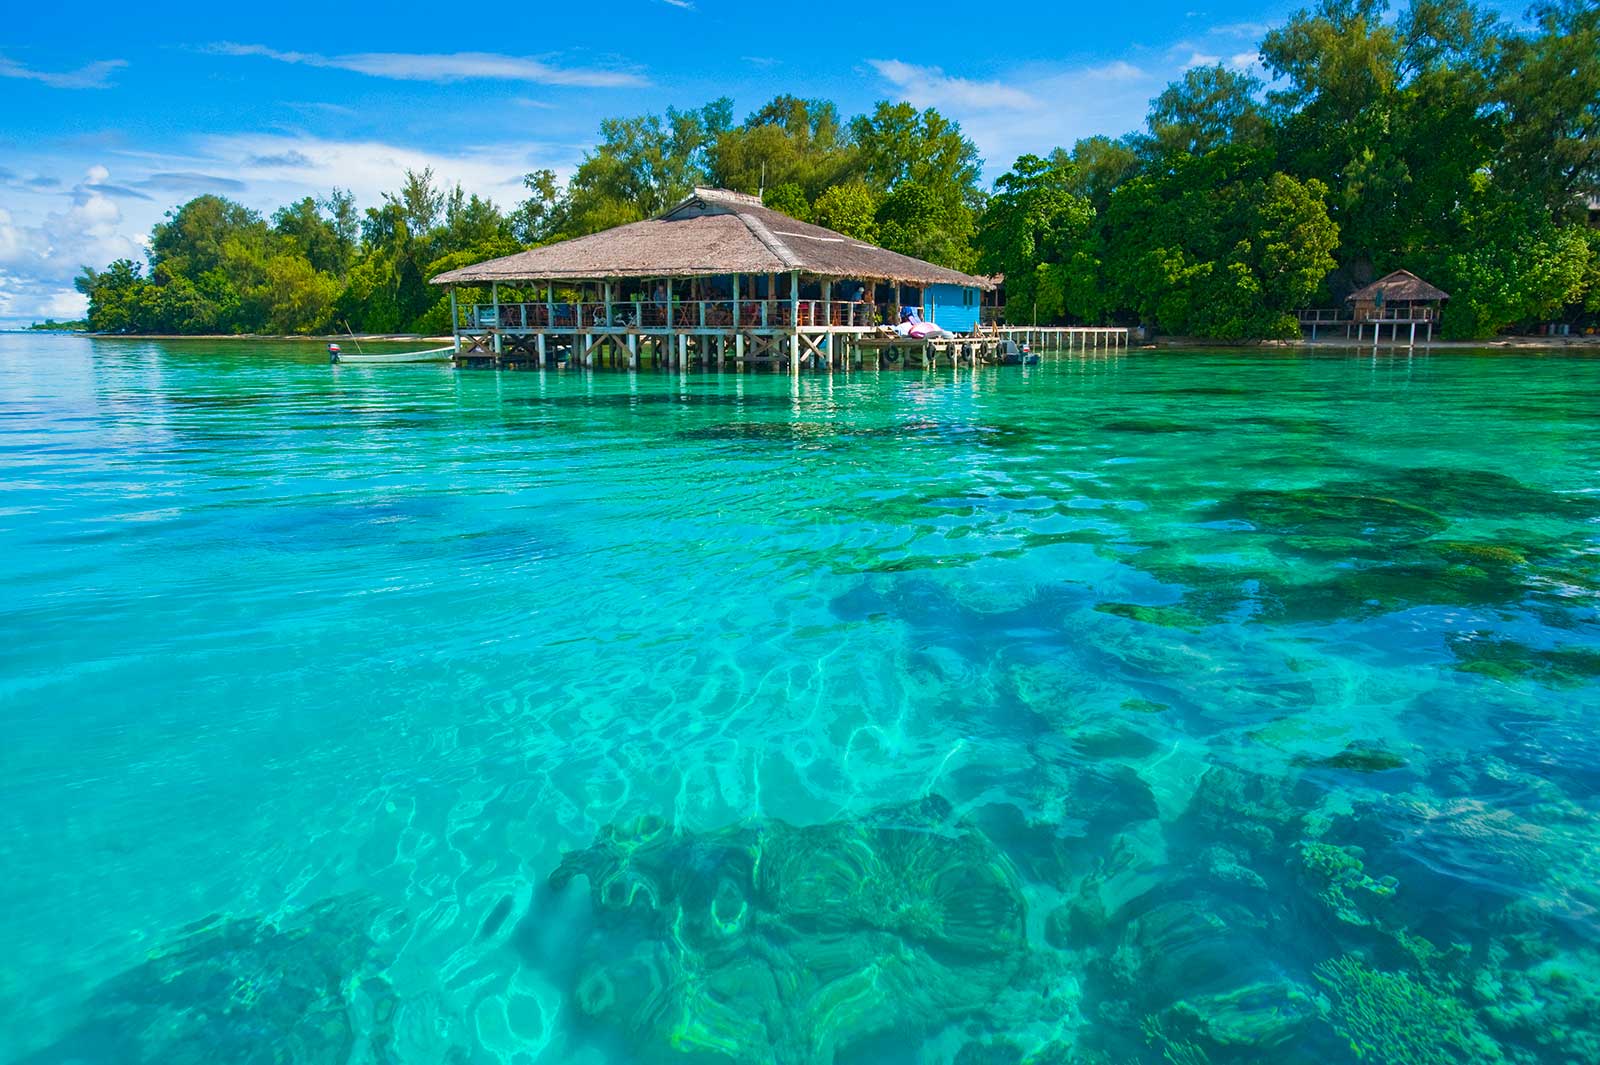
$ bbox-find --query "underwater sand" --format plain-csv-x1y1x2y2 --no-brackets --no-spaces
1,335,1598,1064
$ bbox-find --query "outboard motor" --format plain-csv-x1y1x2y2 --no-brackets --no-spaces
328,343,342,364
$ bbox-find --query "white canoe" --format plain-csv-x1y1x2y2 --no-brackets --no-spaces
330,345,454,365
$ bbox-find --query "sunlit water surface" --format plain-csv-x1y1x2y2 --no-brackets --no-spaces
2,335,1599,1064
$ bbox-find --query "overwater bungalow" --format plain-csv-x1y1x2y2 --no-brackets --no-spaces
1346,269,1450,344
430,187,997,370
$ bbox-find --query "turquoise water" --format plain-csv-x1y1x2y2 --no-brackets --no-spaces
2,334,1599,1064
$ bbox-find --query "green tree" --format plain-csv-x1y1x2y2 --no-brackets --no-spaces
149,195,269,282
74,259,150,333
1100,148,1339,339
876,181,977,271
1429,179,1595,336
259,255,339,334
321,188,359,252
563,99,734,233
976,153,1095,323
851,103,984,269
710,96,855,199
1062,137,1143,209
389,168,446,236
1262,0,1500,279
761,182,810,220
1145,65,1269,160
1493,0,1600,216
850,102,984,205
511,169,564,244
273,197,350,276
811,182,880,241
443,186,510,248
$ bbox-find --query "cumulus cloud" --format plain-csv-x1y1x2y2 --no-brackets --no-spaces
207,43,648,88
866,56,1164,173
0,168,147,322
206,133,551,198
0,53,127,89
868,59,1040,111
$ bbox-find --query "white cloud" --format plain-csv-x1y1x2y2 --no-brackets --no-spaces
0,170,147,322
868,56,1165,174
0,53,126,89
1229,51,1264,72
1183,51,1223,67
198,133,547,211
868,59,1040,112
659,0,695,8
0,135,575,324
207,43,648,88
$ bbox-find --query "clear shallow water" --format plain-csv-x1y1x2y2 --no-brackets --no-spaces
2,334,1599,1064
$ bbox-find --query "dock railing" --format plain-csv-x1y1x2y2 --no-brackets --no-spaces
465,299,888,332
1358,306,1437,322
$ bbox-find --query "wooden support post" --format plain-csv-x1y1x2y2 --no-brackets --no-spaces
449,286,459,352
628,334,638,369
536,333,547,366
732,272,741,339
790,270,800,372
491,281,501,354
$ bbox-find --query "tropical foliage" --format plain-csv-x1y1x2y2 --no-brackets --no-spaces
74,0,1600,339
983,0,1600,338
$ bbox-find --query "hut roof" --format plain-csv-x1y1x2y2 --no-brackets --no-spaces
430,187,994,289
1345,269,1450,303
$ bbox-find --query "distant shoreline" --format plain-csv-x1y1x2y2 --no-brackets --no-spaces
11,330,1600,351
9,332,455,344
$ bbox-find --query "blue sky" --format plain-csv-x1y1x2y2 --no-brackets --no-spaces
0,0,1506,324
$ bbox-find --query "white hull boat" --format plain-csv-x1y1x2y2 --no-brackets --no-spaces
328,343,454,365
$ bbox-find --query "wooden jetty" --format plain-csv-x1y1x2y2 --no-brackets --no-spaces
432,188,1128,373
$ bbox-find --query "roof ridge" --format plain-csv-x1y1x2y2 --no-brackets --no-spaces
735,210,804,270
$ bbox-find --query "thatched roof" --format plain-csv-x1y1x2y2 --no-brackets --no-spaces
1346,269,1450,303
431,187,994,289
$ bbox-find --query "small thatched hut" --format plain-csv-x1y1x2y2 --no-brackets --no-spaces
1346,270,1450,323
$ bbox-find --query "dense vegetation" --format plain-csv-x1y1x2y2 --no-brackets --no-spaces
75,0,1599,340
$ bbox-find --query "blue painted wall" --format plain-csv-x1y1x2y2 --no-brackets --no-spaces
924,284,981,333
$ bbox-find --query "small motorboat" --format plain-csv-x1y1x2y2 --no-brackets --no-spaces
995,339,1042,365
328,343,455,365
